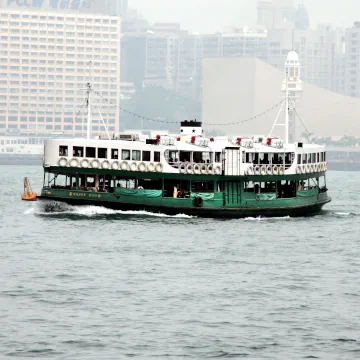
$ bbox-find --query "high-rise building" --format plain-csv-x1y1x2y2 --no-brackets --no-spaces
257,0,296,30
0,8,121,137
345,22,360,97
1,0,128,17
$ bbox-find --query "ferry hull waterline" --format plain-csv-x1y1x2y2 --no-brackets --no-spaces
35,83,331,218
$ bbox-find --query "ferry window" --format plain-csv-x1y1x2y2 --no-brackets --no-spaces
245,181,254,192
122,149,130,160
132,150,141,161
86,147,96,158
98,148,107,159
215,152,221,162
111,149,118,160
317,153,320,162
179,151,191,163
324,152,326,161
154,151,160,162
307,154,311,163
302,154,307,164
142,151,151,162
193,152,204,163
169,150,179,163
245,152,252,163
192,181,214,193
312,153,316,163
320,152,324,162
297,154,301,164
73,146,84,157
59,145,68,156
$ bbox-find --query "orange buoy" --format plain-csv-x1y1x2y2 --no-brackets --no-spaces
22,177,37,201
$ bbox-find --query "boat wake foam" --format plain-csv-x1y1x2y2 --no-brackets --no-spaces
24,203,194,219
244,216,291,221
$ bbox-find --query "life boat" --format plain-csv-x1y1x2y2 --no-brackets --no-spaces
21,177,37,201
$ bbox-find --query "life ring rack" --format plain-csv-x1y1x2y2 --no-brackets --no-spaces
120,161,129,171
58,157,68,167
148,163,156,172
179,162,186,174
91,159,100,169
102,160,110,170
155,163,163,173
193,164,201,175
81,159,90,168
111,161,120,170
69,158,79,168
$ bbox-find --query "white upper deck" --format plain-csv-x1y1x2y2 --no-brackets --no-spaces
43,127,328,177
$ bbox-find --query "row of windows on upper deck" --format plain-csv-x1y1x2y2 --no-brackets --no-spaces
59,146,161,162
298,152,326,164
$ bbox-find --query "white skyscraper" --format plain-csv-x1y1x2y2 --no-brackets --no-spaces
0,8,121,137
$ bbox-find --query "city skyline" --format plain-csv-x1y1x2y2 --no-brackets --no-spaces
129,0,360,33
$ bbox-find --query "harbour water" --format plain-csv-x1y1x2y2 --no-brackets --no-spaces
1,165,360,359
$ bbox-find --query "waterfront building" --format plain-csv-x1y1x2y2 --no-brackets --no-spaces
0,8,121,137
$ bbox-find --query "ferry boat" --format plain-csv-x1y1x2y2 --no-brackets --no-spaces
38,85,331,218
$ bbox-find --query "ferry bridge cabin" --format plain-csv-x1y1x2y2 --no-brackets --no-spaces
40,121,331,217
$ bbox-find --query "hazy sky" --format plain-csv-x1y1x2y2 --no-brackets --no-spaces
129,0,360,33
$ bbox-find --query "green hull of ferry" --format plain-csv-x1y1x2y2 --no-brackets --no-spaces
39,166,331,218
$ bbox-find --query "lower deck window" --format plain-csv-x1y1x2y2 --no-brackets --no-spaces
111,149,118,160
86,147,96,158
122,149,130,160
132,150,141,161
142,151,151,162
154,151,160,162
59,145,68,156
98,148,107,159
73,146,84,157
192,181,214,193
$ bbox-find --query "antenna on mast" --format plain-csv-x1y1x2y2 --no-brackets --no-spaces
86,82,92,140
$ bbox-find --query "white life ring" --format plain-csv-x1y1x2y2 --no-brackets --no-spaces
91,159,100,169
260,165,267,176
278,166,285,176
301,165,306,174
266,165,272,176
148,163,155,172
320,163,324,172
179,163,186,174
58,157,68,167
130,162,138,172
325,163,328,171
214,165,222,175
310,164,314,173
247,166,254,176
111,161,120,170
120,161,129,171
155,163,163,172
207,164,214,174
200,164,208,175
69,158,79,168
254,165,261,175
102,160,110,169
193,164,201,175
296,165,302,174
81,159,89,168
186,164,193,174
273,165,279,176
306,164,311,173
138,162,146,172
